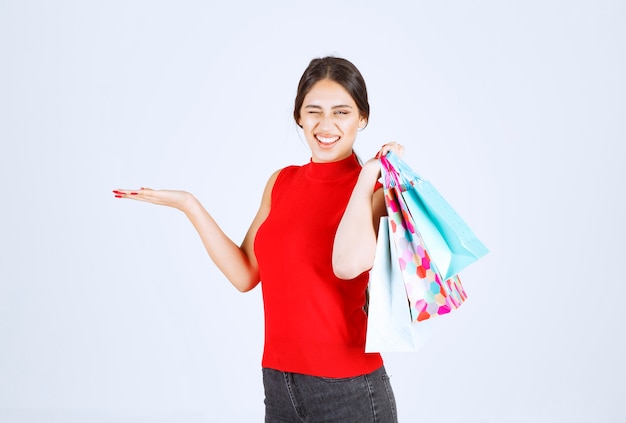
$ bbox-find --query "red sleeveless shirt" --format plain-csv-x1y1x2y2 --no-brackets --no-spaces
254,153,383,377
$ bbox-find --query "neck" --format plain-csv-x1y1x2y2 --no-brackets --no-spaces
305,152,361,181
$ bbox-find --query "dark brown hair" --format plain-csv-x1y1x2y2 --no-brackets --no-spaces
293,57,370,127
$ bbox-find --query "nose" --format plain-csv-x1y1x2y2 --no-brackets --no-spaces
319,113,334,130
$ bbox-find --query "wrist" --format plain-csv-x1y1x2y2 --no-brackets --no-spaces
180,192,198,213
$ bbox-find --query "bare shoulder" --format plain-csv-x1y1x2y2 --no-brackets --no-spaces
264,168,282,193
258,168,283,209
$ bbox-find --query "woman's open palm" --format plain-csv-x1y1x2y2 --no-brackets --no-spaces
113,188,192,211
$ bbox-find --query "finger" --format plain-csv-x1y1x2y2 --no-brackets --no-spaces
381,142,405,158
112,188,147,198
378,143,394,157
112,188,173,208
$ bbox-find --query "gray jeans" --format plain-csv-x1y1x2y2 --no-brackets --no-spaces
262,365,398,423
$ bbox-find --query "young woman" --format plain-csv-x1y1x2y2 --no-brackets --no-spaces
114,56,404,423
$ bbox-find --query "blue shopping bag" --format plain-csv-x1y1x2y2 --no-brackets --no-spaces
383,152,489,281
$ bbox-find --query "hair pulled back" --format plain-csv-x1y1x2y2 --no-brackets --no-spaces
293,57,370,127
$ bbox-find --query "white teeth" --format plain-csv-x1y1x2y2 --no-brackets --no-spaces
316,135,339,144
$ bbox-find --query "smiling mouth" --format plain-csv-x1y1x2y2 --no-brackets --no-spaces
315,135,340,145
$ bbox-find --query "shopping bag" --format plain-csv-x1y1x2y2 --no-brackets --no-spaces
365,217,432,352
383,152,489,281
381,157,469,322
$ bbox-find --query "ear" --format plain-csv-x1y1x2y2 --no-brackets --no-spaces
358,116,368,129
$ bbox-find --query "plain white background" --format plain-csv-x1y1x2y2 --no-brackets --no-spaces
1,0,624,421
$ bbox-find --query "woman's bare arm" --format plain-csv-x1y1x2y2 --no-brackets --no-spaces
332,143,404,280
113,170,279,292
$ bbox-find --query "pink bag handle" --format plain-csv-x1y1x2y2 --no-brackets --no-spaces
380,154,401,189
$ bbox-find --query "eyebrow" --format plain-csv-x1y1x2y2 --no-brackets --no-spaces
303,104,354,109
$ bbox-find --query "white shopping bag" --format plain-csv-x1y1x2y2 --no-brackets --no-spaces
365,217,432,352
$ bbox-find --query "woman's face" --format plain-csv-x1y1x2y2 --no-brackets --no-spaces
298,79,367,163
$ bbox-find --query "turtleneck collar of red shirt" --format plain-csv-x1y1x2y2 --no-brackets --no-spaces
305,152,362,182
